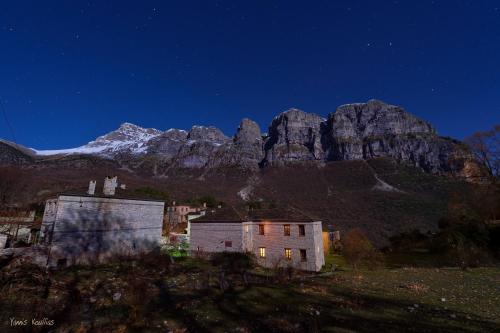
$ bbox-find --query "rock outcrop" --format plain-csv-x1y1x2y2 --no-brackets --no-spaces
262,109,326,165
323,100,471,173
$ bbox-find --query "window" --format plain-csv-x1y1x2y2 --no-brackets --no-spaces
259,247,266,258
284,248,292,260
299,225,305,236
259,224,265,235
283,224,290,236
225,241,232,248
245,225,249,233
300,249,307,262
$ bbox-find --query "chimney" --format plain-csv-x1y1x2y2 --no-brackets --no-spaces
87,180,96,195
203,202,207,208
172,200,176,206
103,176,118,196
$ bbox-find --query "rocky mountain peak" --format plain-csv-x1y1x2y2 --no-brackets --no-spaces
234,118,262,146
332,100,435,139
187,126,229,144
263,109,326,163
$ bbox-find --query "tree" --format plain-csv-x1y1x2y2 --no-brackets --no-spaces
342,228,381,269
465,125,500,181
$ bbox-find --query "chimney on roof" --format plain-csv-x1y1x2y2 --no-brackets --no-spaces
87,180,96,195
103,176,118,196
172,201,176,206
203,202,207,208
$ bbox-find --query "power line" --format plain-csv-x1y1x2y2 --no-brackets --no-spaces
0,97,17,143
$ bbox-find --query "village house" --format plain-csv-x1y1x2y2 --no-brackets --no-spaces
41,178,164,267
165,201,206,226
0,209,40,248
189,206,325,272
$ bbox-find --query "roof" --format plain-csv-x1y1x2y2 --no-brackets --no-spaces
192,206,244,223
247,207,317,222
191,205,320,223
57,193,165,203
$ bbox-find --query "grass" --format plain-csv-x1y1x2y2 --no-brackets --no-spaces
1,254,499,333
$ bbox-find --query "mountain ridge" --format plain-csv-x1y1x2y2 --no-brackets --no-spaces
1,100,478,177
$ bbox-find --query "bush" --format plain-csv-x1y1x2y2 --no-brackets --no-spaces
210,252,255,289
342,228,382,269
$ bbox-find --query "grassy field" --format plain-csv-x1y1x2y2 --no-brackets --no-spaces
1,254,499,333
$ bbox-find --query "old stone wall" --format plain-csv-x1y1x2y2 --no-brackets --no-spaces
44,195,164,266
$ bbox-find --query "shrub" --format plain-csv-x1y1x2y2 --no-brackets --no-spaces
342,228,382,269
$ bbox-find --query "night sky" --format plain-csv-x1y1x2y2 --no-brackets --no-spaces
1,1,499,149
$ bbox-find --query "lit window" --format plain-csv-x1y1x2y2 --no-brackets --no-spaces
225,241,232,248
299,225,305,236
259,247,266,258
259,224,265,235
283,224,290,236
300,249,307,262
284,248,292,260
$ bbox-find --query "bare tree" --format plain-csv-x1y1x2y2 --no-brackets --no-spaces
465,125,500,180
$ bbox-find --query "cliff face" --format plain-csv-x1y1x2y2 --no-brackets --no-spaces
257,100,473,175
322,100,471,174
262,109,326,165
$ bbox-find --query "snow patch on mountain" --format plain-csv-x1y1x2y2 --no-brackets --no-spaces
34,122,164,157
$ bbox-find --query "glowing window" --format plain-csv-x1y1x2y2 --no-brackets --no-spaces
283,224,290,236
284,248,292,260
259,247,266,258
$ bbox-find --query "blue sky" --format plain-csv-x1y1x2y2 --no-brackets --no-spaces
1,1,499,149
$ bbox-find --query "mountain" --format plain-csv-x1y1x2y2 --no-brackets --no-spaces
20,99,475,177
33,122,163,157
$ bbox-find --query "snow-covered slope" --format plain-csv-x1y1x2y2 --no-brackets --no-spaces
34,123,163,157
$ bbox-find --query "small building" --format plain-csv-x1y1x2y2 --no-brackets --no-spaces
166,202,206,226
0,210,40,247
41,179,165,267
190,207,325,272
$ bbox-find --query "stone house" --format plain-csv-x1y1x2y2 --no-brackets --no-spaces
189,207,325,272
165,202,206,227
41,179,164,267
0,210,40,247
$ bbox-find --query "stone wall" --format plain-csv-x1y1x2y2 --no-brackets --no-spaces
189,222,243,253
42,195,164,266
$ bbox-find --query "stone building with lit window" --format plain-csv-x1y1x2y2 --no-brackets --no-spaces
189,206,325,272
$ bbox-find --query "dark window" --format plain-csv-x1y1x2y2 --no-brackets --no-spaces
299,225,305,236
300,249,307,262
225,241,232,248
284,224,290,236
57,258,67,268
259,224,265,235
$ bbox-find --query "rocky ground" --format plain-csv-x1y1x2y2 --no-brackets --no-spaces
1,253,499,333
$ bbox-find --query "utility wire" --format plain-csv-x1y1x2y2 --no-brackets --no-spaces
0,97,17,143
